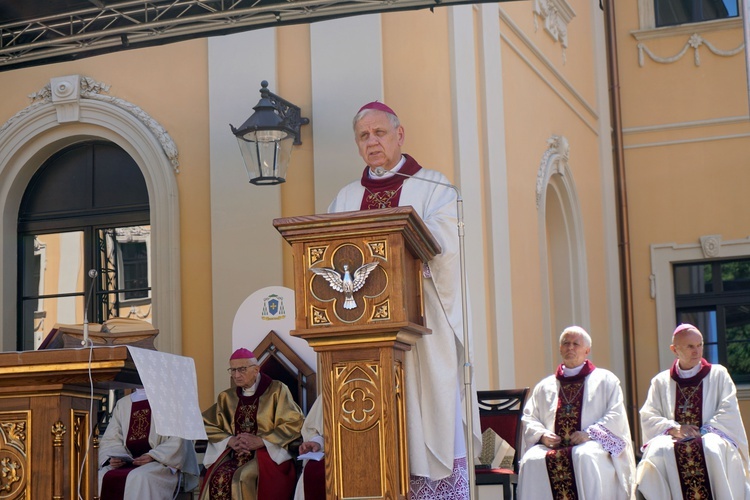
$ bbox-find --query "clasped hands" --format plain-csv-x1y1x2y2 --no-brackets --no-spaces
229,432,265,456
668,424,701,441
540,431,590,449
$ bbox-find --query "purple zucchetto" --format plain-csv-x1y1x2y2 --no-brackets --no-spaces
357,101,397,117
230,348,258,365
672,323,699,337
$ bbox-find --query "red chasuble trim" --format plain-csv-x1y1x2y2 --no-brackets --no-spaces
669,358,712,386
205,373,276,499
101,400,152,500
126,399,151,457
670,358,713,500
545,446,578,500
674,438,713,500
543,360,596,500
359,154,423,210
553,359,595,446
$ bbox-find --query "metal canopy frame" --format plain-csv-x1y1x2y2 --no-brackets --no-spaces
0,0,517,71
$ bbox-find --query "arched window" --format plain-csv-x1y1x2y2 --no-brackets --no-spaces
17,141,151,350
536,136,590,368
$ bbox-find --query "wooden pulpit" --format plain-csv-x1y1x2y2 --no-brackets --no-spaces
274,206,441,500
0,346,140,499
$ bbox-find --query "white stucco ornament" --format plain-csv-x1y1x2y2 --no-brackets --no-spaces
3,74,180,172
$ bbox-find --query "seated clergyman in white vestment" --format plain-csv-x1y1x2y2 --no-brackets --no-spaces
293,397,325,500
517,326,636,500
636,323,750,500
98,387,200,499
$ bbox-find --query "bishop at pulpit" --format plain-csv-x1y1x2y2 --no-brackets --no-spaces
275,204,481,500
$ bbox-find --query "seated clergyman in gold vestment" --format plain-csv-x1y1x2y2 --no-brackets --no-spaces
636,324,750,500
199,348,304,500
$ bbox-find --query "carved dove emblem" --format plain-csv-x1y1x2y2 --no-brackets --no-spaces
310,262,379,309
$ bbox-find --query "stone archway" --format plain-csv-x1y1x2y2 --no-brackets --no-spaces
0,75,182,354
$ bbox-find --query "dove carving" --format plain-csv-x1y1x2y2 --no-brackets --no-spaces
310,261,379,309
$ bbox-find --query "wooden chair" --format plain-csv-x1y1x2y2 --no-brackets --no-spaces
254,330,317,414
475,388,530,500
253,331,316,476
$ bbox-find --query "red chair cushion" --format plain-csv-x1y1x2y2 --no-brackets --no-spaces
475,467,515,475
480,414,518,447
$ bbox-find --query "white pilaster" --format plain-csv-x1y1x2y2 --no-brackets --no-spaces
449,5,491,388
208,28,282,396
479,3,515,389
310,14,384,213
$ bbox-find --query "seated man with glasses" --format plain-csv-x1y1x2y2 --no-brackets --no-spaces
199,348,304,500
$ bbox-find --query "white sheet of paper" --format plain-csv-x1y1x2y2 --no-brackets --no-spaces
297,451,324,461
126,346,208,440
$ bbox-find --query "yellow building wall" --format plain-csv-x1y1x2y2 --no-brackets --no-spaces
615,1,750,437
0,0,640,419
0,40,216,408
499,1,615,387
382,9,455,177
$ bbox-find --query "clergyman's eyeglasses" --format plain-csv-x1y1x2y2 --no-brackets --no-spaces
227,366,254,374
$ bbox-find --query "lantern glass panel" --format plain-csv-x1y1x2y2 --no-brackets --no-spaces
236,135,294,184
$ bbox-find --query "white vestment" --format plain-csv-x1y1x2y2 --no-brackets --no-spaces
517,367,636,500
328,161,482,481
98,393,201,498
293,397,325,500
636,363,750,499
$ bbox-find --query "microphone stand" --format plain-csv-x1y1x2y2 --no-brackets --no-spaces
373,166,477,499
82,269,99,347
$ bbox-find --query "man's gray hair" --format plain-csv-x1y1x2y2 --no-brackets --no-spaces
352,108,401,131
559,326,592,348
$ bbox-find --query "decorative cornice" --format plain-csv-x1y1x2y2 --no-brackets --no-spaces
637,33,744,67
532,0,576,62
535,134,570,209
2,75,180,172
498,8,598,125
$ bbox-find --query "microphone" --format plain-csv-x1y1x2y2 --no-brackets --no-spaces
82,269,98,347
370,164,474,482
373,166,461,198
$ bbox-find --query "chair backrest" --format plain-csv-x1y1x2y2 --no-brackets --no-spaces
253,330,317,414
476,388,530,472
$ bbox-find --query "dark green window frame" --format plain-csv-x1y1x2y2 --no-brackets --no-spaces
674,258,750,384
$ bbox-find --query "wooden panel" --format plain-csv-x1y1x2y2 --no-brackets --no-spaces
274,206,438,338
0,346,139,388
276,208,435,499
340,424,382,497
0,348,139,498
0,410,30,498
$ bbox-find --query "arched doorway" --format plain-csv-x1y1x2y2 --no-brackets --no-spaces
17,141,151,349
0,75,182,354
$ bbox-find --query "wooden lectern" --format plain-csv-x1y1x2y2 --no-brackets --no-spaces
0,347,140,499
274,206,440,500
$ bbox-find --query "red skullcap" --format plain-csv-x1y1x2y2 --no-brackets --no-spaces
673,323,699,336
230,348,255,360
357,101,397,117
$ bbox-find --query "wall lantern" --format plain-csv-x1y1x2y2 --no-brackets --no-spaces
230,80,309,185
